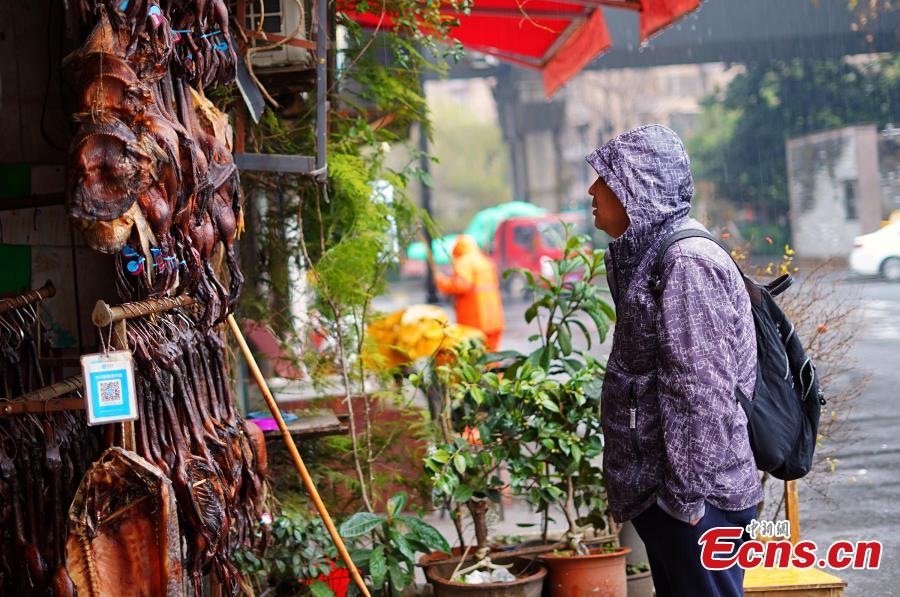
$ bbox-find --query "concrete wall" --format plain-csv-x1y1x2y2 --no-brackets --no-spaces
786,125,883,259
878,127,900,219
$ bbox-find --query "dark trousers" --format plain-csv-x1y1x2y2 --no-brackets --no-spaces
632,502,755,597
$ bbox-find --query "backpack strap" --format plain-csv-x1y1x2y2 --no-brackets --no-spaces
648,228,796,300
648,228,741,299
765,273,793,297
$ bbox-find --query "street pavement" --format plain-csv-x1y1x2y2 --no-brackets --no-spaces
380,272,899,594
800,274,900,596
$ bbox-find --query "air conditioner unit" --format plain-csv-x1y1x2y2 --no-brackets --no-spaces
244,0,311,70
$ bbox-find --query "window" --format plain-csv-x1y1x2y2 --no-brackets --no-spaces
513,226,535,249
843,179,858,221
246,0,283,34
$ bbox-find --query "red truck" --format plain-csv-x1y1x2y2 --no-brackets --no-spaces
490,212,585,296
404,211,588,297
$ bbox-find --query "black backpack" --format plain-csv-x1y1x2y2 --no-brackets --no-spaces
650,229,826,481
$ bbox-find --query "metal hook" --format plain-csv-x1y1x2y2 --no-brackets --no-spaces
0,313,16,344
0,312,23,350
160,313,181,340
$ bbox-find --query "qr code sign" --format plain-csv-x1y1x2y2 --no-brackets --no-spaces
99,379,124,406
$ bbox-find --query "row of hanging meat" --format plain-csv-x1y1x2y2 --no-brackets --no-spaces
0,1,276,595
0,297,98,595
0,290,268,596
66,0,243,324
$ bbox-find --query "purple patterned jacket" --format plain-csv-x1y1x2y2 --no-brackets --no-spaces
587,125,762,524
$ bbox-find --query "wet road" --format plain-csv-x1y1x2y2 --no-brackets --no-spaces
799,276,900,595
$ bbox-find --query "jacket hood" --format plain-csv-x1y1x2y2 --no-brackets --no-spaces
452,234,480,258
586,125,694,286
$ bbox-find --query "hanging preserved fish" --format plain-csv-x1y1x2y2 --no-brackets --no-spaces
65,447,183,597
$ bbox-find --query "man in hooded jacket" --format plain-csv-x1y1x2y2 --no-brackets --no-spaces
586,125,762,596
434,234,505,351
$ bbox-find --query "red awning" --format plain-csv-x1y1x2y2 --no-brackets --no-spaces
344,0,701,97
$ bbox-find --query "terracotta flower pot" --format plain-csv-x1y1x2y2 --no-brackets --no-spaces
538,546,631,597
425,556,546,597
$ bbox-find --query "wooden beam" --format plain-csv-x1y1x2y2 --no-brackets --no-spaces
451,6,584,18
235,108,246,154
0,376,86,417
0,281,56,314
596,0,641,9
92,294,195,327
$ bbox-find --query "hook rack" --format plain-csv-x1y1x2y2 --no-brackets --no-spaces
92,294,195,327
91,294,196,450
0,280,56,315
0,376,85,417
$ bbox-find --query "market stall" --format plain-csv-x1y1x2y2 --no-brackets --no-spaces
0,0,367,594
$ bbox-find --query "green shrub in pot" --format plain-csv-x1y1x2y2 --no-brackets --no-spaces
420,339,507,554
486,227,615,553
339,492,449,595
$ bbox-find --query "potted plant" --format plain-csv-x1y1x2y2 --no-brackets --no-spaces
486,229,630,595
626,563,654,597
339,492,450,595
419,341,547,595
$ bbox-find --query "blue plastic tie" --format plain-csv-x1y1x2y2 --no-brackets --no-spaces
126,257,145,274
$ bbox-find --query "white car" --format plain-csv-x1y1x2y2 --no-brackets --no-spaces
849,222,900,281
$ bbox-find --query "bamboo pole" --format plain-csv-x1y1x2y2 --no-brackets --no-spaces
784,480,800,545
0,280,56,314
91,294,195,327
226,314,370,597
0,376,86,416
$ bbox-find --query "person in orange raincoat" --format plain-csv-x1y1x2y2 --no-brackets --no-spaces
431,235,505,351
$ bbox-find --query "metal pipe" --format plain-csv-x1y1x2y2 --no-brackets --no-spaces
0,280,56,314
315,0,328,176
91,294,195,327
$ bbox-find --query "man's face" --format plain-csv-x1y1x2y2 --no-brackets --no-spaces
589,176,630,238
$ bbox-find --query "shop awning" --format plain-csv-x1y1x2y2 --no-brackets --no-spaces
343,0,701,96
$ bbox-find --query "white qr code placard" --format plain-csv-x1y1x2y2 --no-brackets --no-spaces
81,351,138,425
